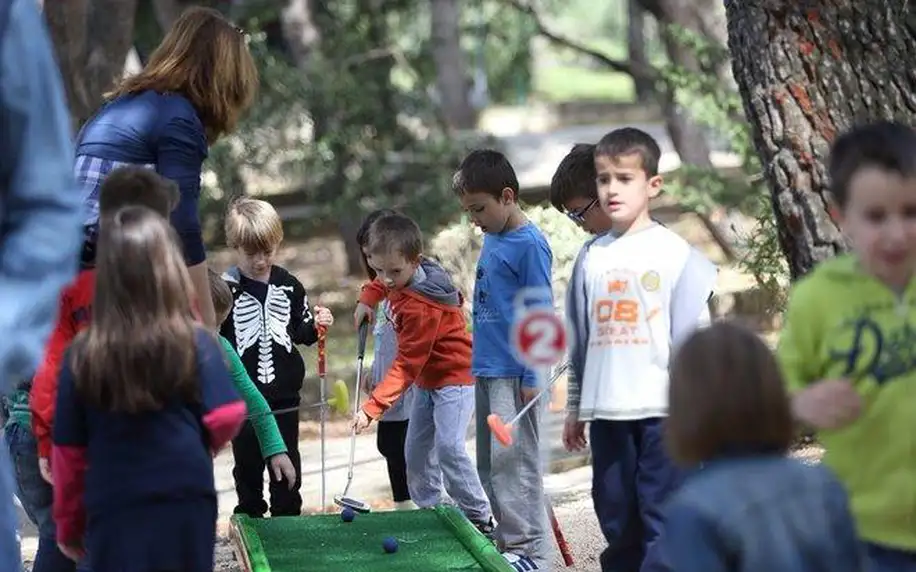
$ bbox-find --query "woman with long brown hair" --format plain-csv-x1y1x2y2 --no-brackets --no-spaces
74,6,258,329
50,206,245,572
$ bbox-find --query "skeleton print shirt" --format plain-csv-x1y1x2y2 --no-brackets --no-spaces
219,265,319,407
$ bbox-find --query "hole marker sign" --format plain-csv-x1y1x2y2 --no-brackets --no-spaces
512,308,567,368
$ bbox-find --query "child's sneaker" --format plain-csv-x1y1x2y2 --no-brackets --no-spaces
394,500,418,511
503,553,539,571
472,516,496,541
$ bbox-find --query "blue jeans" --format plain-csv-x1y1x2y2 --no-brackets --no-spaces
404,386,491,523
5,423,86,572
591,419,683,572
865,542,916,572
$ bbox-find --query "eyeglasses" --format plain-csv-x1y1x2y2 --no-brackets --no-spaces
566,198,598,225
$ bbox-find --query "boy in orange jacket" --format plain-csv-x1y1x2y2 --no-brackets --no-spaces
352,212,494,535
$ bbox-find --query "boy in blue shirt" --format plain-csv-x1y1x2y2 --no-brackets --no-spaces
454,150,554,571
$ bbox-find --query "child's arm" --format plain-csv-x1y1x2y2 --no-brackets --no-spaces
31,288,80,460
517,239,553,388
289,277,320,346
362,305,438,419
776,280,821,394
196,330,246,452
670,248,718,348
218,335,287,459
565,245,589,416
358,279,388,309
51,349,89,548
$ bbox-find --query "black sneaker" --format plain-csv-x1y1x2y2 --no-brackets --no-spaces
473,516,497,541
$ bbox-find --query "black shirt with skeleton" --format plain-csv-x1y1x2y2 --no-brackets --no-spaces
219,265,319,407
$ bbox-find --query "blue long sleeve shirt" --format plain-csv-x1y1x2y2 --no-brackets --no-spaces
0,0,82,393
76,90,209,265
472,222,553,388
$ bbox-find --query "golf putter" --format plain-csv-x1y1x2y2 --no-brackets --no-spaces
334,319,371,513
487,361,570,447
318,327,328,511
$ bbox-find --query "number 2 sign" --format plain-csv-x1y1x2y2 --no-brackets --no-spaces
512,308,567,368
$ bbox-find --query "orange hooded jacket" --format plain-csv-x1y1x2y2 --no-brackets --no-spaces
359,258,473,419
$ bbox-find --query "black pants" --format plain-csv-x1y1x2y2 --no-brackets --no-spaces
231,409,302,517
376,420,410,502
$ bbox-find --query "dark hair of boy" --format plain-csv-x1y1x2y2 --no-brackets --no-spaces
595,127,662,177
98,166,180,218
666,321,794,467
452,149,520,200
208,268,234,320
356,209,398,280
365,212,423,262
828,120,916,208
549,143,597,212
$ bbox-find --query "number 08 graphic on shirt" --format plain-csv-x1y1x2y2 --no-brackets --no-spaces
512,308,568,369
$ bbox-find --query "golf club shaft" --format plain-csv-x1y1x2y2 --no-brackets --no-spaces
318,331,327,510
506,362,569,427
343,320,369,497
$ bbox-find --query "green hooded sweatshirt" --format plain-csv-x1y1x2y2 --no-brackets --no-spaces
778,255,916,550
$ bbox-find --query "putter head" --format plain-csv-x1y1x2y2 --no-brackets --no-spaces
334,495,371,513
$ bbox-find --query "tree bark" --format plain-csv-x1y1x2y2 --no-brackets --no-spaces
430,0,477,130
725,0,916,278
44,0,139,128
627,0,653,102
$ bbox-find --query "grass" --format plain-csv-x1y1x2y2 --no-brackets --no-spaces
533,64,635,103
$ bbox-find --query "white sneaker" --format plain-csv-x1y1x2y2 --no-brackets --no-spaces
503,553,539,571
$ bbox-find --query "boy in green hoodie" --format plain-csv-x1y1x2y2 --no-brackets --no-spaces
778,121,916,571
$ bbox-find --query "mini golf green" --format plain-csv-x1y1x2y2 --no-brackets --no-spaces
230,505,513,571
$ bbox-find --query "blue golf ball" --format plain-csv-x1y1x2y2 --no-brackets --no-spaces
341,507,355,522
382,536,398,554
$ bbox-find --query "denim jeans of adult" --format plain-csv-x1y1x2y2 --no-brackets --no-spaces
6,423,88,572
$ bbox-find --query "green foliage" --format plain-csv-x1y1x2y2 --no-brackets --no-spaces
430,204,589,319
203,5,470,241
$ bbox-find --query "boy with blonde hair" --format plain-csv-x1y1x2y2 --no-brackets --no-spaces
220,198,334,517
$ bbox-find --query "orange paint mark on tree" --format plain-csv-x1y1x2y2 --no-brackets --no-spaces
827,39,842,59
788,84,813,115
806,10,820,24
798,150,813,166
799,41,815,56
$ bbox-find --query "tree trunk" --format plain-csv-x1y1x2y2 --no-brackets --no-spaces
725,0,916,278
627,0,653,102
44,0,139,128
430,0,477,130
279,0,321,66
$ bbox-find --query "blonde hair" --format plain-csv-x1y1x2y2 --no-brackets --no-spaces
225,198,284,252
106,7,258,143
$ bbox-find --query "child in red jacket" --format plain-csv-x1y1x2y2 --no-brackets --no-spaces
352,212,494,534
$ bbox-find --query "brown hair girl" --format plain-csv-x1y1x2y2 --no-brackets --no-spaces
667,321,795,466
107,6,258,142
70,206,201,412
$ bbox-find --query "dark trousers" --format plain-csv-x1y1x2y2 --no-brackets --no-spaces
590,418,683,572
231,409,302,517
377,420,410,502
